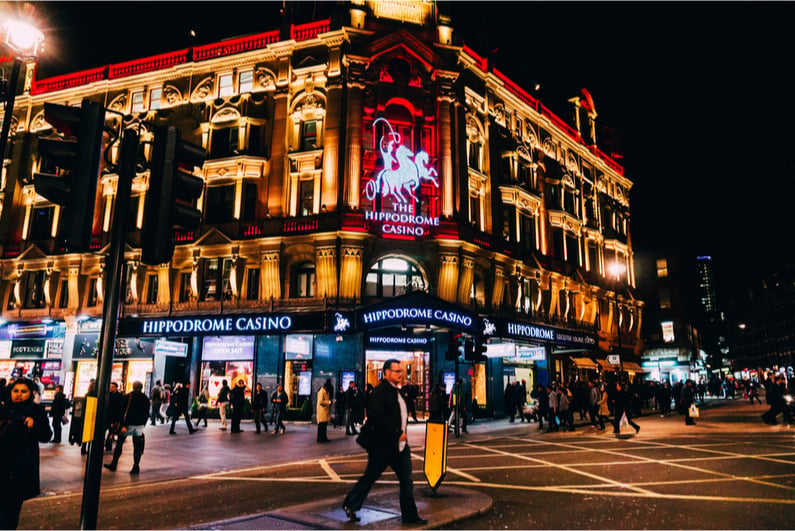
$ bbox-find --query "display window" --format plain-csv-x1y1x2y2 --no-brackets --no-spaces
74,361,124,397
284,334,313,408
201,361,253,406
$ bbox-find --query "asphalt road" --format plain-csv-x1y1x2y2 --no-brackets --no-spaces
23,398,794,529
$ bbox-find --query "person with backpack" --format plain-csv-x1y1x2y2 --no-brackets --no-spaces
149,380,165,425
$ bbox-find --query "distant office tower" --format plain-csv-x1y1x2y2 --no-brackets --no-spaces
696,256,718,316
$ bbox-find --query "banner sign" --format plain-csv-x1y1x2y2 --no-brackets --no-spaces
119,312,330,337
486,317,597,349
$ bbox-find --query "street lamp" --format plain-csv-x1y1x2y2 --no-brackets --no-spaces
1,18,44,161
608,261,626,381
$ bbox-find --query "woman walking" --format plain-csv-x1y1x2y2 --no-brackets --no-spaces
316,379,333,443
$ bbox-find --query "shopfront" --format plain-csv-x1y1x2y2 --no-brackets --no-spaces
72,320,156,397
200,335,254,406
0,320,66,402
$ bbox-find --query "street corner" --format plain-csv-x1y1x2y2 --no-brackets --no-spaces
193,485,493,530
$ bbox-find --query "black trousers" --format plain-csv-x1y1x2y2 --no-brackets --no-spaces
0,492,24,530
613,407,639,433
253,408,268,432
343,445,420,520
51,416,63,442
317,421,328,442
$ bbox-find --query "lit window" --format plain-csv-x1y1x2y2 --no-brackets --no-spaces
656,259,668,278
131,90,146,113
365,257,424,298
149,87,162,110
661,321,675,343
300,120,318,150
299,179,314,216
218,73,234,97
294,263,316,298
239,70,254,93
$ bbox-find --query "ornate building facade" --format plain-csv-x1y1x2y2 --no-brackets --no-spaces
0,1,642,416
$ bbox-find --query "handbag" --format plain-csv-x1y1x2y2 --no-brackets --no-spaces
61,415,69,425
620,412,629,426
355,421,376,451
689,404,700,418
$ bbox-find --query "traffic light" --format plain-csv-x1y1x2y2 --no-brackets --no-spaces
465,336,487,362
34,99,105,252
446,331,463,361
141,126,206,265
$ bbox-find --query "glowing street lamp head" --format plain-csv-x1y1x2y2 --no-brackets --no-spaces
3,19,44,58
608,261,626,279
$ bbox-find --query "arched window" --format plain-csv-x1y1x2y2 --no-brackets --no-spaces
365,257,425,298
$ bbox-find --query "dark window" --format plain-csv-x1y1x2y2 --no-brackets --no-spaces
299,180,314,216
146,274,158,304
179,272,192,302
210,126,239,158
520,213,535,251
200,258,232,301
242,183,257,222
204,185,235,224
518,163,533,187
563,188,577,216
87,278,98,307
22,271,47,309
127,196,141,230
587,242,598,272
58,279,69,309
501,156,511,181
246,268,260,300
293,263,315,298
29,206,54,241
246,124,266,156
469,190,481,227
300,120,318,151
503,208,512,241
551,228,564,259
565,234,579,264
468,142,481,170
546,185,559,210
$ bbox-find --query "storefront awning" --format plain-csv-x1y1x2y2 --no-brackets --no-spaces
571,357,598,370
622,361,647,372
596,359,615,371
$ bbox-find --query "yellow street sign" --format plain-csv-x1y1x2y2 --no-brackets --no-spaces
424,420,448,491
83,396,97,443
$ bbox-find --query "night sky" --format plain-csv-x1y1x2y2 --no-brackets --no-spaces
9,1,795,307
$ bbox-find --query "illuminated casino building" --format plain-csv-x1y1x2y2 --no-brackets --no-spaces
0,1,642,418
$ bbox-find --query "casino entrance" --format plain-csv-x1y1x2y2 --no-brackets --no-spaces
364,332,430,419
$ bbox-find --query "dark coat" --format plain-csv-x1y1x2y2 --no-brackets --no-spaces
0,399,52,500
124,391,151,426
230,384,247,408
361,380,403,459
49,391,70,418
107,390,126,425
252,389,268,410
271,390,288,412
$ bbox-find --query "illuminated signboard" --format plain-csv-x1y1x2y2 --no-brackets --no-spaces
364,117,439,239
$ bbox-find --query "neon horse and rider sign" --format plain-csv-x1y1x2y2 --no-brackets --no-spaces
363,117,440,238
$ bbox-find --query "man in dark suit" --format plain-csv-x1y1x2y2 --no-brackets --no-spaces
341,359,426,525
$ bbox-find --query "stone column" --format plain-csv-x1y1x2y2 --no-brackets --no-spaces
457,255,474,305
343,59,367,210
259,251,281,300
339,245,363,301
315,245,338,299
437,253,459,303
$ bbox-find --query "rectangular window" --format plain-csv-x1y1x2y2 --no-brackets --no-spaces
242,183,257,222
22,271,46,309
299,180,314,216
520,213,535,251
87,278,98,307
146,274,158,304
204,185,236,224
656,259,668,278
468,142,481,170
131,90,146,113
246,268,260,300
565,234,579,264
469,188,481,229
179,272,192,302
587,242,598,272
301,120,318,151
246,123,265,156
58,279,69,309
127,195,141,230
239,70,254,93
218,73,234,97
201,258,232,301
661,321,675,343
29,206,54,241
210,126,239,158
149,87,162,110
659,287,671,309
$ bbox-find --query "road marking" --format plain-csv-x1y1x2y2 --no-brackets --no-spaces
319,459,341,482
461,441,657,496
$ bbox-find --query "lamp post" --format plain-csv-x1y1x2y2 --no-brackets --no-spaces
608,262,626,381
1,19,43,161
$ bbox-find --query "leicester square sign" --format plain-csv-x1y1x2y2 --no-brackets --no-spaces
364,117,439,237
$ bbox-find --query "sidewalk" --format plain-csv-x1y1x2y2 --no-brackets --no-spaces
192,486,491,530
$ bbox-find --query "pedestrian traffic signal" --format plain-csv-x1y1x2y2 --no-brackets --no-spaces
465,336,487,362
33,99,105,252
446,331,463,361
141,126,206,265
